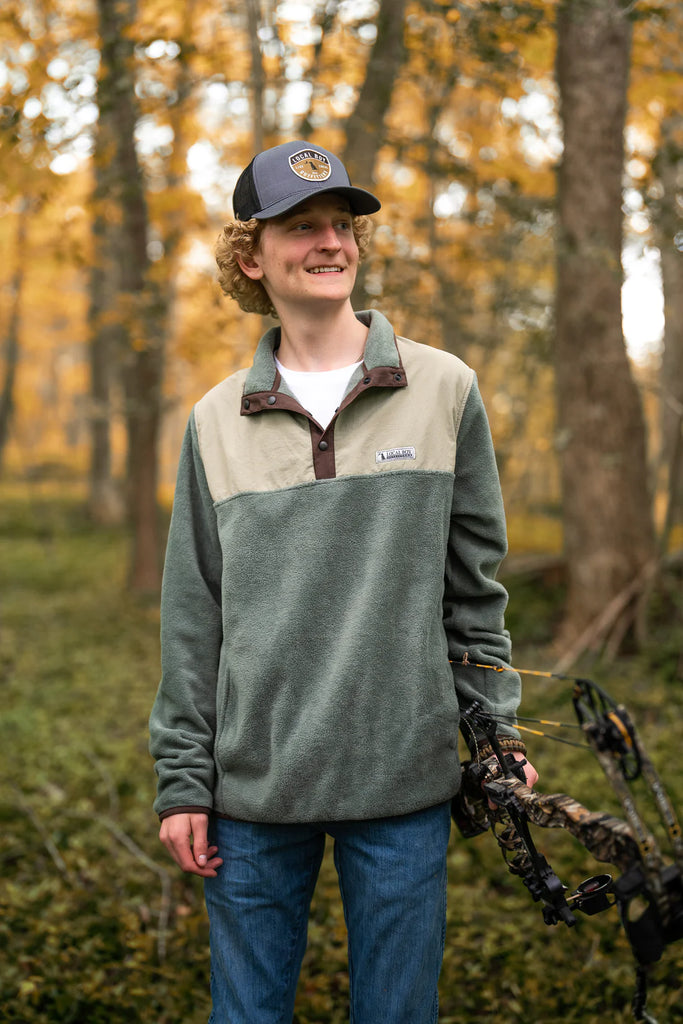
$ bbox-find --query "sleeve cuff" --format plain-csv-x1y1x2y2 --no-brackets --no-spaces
158,805,213,821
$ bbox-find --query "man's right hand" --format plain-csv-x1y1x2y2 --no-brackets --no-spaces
159,812,223,877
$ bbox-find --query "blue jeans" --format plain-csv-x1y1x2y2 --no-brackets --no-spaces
204,801,452,1024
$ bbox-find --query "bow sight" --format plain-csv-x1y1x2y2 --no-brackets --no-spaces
454,672,683,1024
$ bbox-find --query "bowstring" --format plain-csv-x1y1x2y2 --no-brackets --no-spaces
493,717,588,750
456,656,591,750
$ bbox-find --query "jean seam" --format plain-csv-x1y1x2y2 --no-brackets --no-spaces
432,868,448,1024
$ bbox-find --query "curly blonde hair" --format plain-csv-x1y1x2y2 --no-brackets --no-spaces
215,214,374,317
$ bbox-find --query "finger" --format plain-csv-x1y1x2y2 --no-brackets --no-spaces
169,832,197,872
182,860,222,878
171,845,221,878
190,814,210,868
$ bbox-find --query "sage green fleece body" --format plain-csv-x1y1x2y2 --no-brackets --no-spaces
149,310,521,823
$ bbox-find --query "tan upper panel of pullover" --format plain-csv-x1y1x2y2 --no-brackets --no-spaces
194,311,475,504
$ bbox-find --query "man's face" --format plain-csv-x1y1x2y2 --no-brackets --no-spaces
240,194,360,315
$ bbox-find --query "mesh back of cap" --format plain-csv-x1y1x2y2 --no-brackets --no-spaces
233,158,260,220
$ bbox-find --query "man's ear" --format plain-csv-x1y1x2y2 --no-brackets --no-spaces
236,252,264,281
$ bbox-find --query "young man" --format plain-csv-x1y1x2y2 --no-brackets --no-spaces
149,139,537,1024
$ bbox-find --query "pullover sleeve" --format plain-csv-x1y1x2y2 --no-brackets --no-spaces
444,378,522,747
149,411,223,818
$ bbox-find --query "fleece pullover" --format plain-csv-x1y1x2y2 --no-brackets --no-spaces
149,309,521,824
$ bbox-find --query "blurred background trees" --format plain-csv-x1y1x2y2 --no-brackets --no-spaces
1,0,681,654
554,0,655,651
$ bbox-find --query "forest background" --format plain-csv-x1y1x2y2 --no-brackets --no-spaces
1,0,682,1022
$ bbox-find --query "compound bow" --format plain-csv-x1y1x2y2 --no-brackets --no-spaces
452,662,683,1023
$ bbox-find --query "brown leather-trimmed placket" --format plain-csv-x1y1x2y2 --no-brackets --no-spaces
239,359,408,482
240,366,305,417
240,391,304,416
335,361,408,418
308,362,407,480
309,421,336,479
239,394,338,481
240,382,337,479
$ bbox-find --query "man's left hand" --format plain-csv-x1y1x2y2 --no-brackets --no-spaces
511,751,538,788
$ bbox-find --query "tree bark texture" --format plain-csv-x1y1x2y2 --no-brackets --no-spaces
87,64,126,525
342,0,408,188
0,200,27,471
655,115,683,537
343,0,408,308
555,0,655,644
96,0,164,592
245,0,266,153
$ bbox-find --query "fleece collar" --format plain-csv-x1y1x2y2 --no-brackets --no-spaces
242,309,402,398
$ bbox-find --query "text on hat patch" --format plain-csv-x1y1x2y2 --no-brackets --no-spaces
289,150,332,181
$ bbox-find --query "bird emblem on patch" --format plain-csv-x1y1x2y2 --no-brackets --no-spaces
289,149,332,181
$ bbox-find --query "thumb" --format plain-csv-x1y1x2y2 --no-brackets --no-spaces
191,814,210,867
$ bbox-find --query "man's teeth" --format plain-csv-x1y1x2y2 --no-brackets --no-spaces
308,267,343,273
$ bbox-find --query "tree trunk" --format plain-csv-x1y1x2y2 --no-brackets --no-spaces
96,0,165,592
655,115,683,546
0,200,28,472
298,1,341,139
343,0,408,307
342,0,407,186
245,0,266,153
554,0,655,648
87,62,126,525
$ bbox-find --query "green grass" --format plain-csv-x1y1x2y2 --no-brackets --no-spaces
1,489,682,1023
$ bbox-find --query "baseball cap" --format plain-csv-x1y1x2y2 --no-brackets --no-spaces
233,140,381,221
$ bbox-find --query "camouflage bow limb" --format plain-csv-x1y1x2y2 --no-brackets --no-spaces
485,775,642,874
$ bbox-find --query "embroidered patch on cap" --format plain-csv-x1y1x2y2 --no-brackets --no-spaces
376,447,416,464
289,149,332,181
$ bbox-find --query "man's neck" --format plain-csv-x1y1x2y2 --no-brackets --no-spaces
276,302,368,372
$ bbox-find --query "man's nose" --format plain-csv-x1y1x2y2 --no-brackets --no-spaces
317,223,342,249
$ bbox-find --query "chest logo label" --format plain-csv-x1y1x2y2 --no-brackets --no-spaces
376,446,416,464
289,150,332,181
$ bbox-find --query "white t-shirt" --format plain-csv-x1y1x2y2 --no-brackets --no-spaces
275,357,362,430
